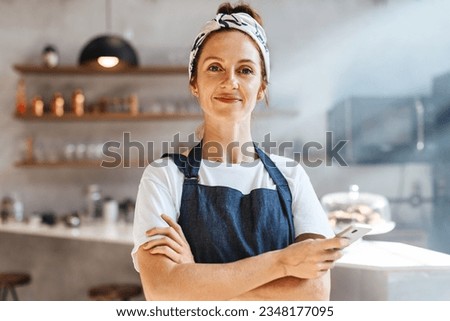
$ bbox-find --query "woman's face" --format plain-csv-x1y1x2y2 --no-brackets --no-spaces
191,30,265,121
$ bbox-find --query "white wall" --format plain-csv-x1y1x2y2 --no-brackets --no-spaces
1,0,449,234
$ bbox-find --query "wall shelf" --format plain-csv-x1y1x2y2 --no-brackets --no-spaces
14,64,187,75
14,110,295,122
15,160,103,168
14,112,202,122
14,159,148,169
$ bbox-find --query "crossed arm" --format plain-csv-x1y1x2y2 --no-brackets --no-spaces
137,215,346,301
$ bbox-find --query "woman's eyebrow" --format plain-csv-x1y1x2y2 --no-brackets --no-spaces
238,59,257,65
202,57,257,65
202,56,224,63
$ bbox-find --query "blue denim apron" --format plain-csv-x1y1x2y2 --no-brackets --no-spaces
164,142,295,263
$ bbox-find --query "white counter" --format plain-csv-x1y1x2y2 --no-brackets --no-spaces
332,240,450,300
337,240,450,270
0,220,133,245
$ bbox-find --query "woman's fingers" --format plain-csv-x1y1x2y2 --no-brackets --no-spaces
143,236,194,263
143,236,183,253
146,214,190,247
282,238,348,279
161,214,191,245
296,238,346,263
148,244,181,263
160,213,179,231
310,238,347,263
320,237,350,250
144,214,195,264
146,226,185,248
320,248,344,262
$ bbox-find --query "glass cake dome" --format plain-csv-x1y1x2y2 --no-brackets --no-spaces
321,185,395,235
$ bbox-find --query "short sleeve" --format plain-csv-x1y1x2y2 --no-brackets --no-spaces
291,165,334,238
131,159,183,272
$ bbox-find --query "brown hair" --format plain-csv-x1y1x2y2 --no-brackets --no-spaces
189,2,268,91
216,2,263,25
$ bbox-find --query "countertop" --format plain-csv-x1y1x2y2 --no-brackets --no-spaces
3,221,449,267
0,220,133,245
332,240,450,300
337,240,450,270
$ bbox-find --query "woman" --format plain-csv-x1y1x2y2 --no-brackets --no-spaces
132,2,348,301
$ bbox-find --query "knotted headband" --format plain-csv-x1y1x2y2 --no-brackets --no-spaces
188,12,270,82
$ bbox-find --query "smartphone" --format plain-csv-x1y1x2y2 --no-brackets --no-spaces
335,223,372,246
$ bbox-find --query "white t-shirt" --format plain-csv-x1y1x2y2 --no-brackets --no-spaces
131,153,334,272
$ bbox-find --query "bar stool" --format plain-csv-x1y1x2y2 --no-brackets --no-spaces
0,272,31,300
88,283,142,301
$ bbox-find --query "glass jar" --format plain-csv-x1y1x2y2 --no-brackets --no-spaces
85,184,103,220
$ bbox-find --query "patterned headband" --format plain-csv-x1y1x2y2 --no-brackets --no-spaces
188,12,270,82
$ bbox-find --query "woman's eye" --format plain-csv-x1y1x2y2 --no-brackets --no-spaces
207,65,221,72
240,67,254,75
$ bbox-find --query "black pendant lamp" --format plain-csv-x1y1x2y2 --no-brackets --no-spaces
79,35,139,68
78,0,139,69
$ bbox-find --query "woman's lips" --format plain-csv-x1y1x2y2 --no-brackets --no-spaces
214,96,242,103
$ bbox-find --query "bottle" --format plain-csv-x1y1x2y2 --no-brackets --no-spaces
128,94,139,115
32,96,44,116
2,193,24,222
21,137,35,164
1,196,13,223
103,197,119,225
16,79,27,115
71,89,85,116
85,184,103,220
13,197,24,222
51,92,64,117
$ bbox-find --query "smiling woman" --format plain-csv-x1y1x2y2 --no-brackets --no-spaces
131,2,346,301
192,31,264,122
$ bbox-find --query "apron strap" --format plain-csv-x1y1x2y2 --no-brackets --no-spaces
162,142,202,179
254,144,295,242
254,144,292,198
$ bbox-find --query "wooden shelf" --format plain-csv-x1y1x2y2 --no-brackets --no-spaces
14,112,202,121
15,160,102,168
14,64,187,75
14,111,295,122
14,159,147,169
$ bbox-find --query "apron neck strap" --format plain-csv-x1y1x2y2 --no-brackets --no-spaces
254,144,291,189
161,141,202,179
185,141,202,178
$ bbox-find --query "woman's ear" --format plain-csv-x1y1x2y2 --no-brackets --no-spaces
257,84,266,101
190,82,199,97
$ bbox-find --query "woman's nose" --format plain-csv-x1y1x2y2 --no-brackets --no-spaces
221,70,239,89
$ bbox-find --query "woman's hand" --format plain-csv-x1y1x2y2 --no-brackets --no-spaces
143,214,195,264
277,237,349,279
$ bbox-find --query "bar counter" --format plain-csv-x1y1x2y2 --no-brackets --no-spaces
3,221,450,300
0,220,141,300
0,220,133,245
331,240,450,300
